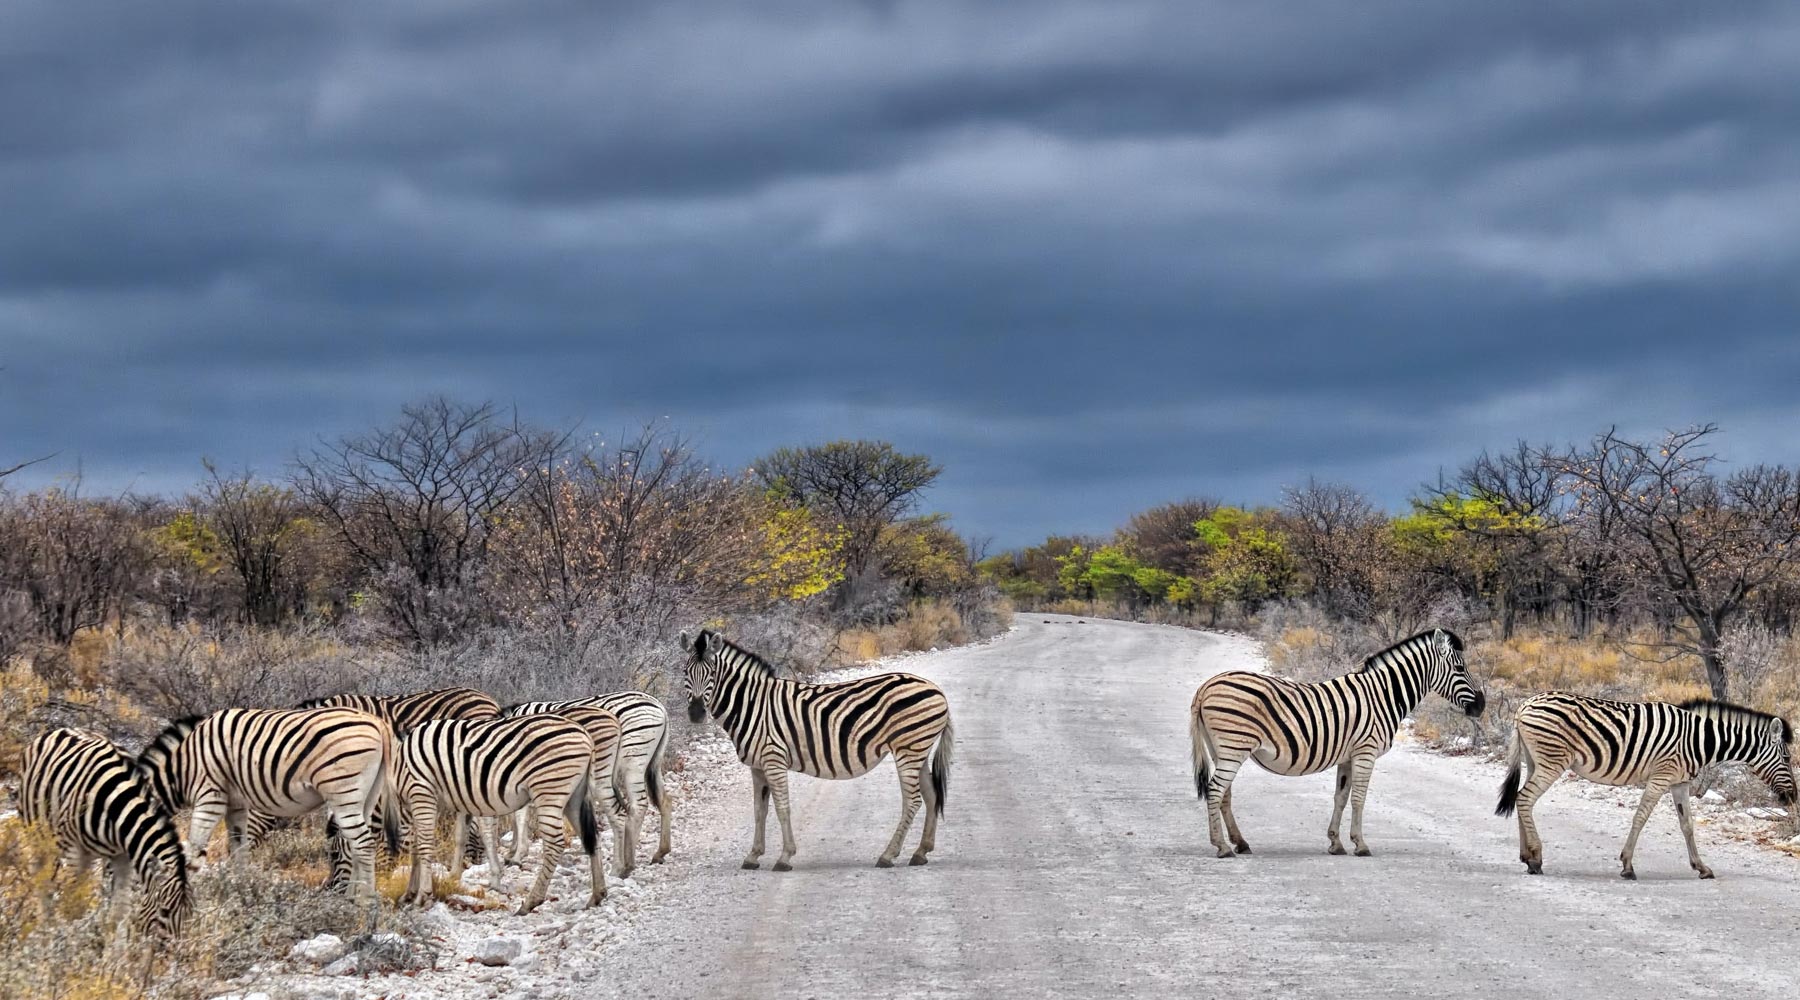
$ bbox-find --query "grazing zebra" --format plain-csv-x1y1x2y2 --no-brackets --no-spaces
681,629,954,870
502,691,673,873
398,715,607,914
1497,694,1798,879
136,707,401,903
20,728,192,938
256,686,501,880
1190,628,1485,858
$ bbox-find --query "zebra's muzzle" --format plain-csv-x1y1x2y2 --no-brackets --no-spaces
1464,691,1487,718
687,698,707,723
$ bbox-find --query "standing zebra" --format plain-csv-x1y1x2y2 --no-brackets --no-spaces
290,686,502,871
398,715,608,914
681,629,954,870
502,691,673,873
135,707,401,903
1190,628,1485,858
1497,693,1798,879
20,728,192,938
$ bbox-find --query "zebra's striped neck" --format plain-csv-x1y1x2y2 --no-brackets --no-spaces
1354,653,1430,720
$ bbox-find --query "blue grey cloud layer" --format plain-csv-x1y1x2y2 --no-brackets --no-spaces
3,2,1797,545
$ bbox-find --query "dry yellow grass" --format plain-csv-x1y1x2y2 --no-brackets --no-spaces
834,600,974,665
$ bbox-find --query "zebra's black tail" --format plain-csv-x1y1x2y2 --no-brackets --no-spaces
576,776,601,859
644,721,670,814
1495,730,1524,818
928,714,954,818
1191,701,1214,800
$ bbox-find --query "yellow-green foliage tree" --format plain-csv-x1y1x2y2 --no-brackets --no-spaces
1194,506,1298,610
879,515,975,598
747,503,845,602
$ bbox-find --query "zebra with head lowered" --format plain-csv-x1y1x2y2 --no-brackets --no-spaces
1190,628,1485,858
1497,693,1798,879
502,691,674,874
681,629,954,870
21,728,192,938
136,707,401,904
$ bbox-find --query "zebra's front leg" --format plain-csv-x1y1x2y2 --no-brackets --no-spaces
1669,784,1714,879
764,766,798,872
741,770,769,869
879,754,926,868
1327,762,1353,855
404,794,438,907
184,786,230,867
518,801,567,916
1346,752,1378,857
1619,779,1671,880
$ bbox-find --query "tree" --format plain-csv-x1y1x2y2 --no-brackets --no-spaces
1558,426,1800,698
292,397,566,646
0,487,147,647
1195,507,1298,616
753,441,942,587
1279,480,1387,619
1120,499,1216,578
200,463,311,626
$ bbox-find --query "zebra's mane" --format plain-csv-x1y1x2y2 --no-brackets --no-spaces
699,629,782,679
1676,699,1794,744
1358,629,1461,673
139,716,201,761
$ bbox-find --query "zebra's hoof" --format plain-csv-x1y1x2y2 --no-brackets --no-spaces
1354,847,1373,858
1215,847,1236,859
1525,861,1543,875
651,852,670,864
1233,842,1251,855
1327,843,1347,856
740,860,761,870
1619,869,1637,881
875,857,895,869
1697,869,1715,880
773,860,793,872
908,854,929,866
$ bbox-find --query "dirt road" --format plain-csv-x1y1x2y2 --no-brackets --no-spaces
594,615,1800,998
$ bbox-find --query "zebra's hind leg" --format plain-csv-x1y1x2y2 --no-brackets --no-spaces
764,766,798,872
1619,778,1672,880
914,752,942,865
1327,762,1353,855
404,793,439,907
1670,783,1714,879
742,770,770,869
879,752,926,868
1346,751,1378,856
1220,785,1250,854
1204,740,1254,858
1514,750,1562,874
518,798,569,916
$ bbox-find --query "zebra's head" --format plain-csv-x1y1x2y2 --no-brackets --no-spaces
136,716,200,814
1424,629,1485,718
680,629,717,723
1680,700,1797,806
135,864,191,939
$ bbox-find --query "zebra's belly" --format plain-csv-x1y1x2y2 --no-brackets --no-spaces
1568,759,1662,787
241,786,325,818
1249,748,1345,778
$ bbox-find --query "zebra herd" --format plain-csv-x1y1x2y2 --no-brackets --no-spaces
16,683,674,937
12,622,1800,946
1190,628,1798,879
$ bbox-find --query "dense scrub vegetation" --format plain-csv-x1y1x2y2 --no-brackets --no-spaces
0,398,1006,998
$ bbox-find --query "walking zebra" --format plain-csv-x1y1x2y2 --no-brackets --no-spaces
502,691,673,873
20,728,192,938
136,707,401,903
1190,628,1485,858
681,629,954,870
1497,693,1798,879
398,715,608,914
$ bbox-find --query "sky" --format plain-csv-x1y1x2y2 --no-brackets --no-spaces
2,2,1798,549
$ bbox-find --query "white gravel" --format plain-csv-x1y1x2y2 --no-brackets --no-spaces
245,616,1800,999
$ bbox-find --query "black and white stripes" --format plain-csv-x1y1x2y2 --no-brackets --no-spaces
682,629,954,870
1497,693,1798,879
1190,628,1485,858
21,728,192,938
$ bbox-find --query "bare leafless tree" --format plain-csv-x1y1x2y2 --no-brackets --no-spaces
1279,480,1388,620
0,484,147,650
1558,426,1800,698
291,397,568,646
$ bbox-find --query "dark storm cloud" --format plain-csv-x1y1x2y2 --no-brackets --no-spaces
3,1,1799,544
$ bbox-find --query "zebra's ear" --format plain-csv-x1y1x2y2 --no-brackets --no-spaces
1772,716,1792,745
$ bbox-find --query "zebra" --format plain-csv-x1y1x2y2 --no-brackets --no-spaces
135,707,401,904
680,629,955,871
1497,693,1798,879
237,686,501,881
502,691,673,874
20,728,192,938
397,715,612,914
1190,628,1485,858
